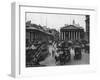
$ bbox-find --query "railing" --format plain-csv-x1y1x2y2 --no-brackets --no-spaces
32,45,42,62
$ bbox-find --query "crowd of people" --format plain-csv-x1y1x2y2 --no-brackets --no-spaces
26,39,89,67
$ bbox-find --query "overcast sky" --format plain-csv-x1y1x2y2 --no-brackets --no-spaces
26,13,86,31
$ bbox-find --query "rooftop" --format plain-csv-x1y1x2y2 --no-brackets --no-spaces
61,25,84,30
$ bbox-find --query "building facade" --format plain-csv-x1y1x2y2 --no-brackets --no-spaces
85,15,90,42
60,25,84,41
26,21,53,43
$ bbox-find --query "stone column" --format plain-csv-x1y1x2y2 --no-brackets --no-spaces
68,31,69,40
75,31,76,40
64,32,66,40
73,31,74,40
70,31,71,40
79,31,80,40
74,31,75,40
76,31,77,40
78,31,79,40
64,32,65,40
77,31,79,40
61,32,63,40
72,31,74,40
31,32,32,41
69,31,70,40
71,31,72,40
72,31,73,40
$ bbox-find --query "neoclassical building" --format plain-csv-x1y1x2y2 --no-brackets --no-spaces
60,23,84,41
26,21,53,43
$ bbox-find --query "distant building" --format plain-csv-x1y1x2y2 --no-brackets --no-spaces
60,20,84,41
48,29,59,41
85,15,90,42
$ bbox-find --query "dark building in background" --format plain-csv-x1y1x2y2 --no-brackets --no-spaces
85,15,90,43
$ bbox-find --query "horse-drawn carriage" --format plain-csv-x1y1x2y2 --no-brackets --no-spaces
73,41,82,60
74,45,82,60
56,41,71,65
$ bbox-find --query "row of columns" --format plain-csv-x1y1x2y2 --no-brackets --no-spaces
29,31,82,42
61,31,81,41
30,32,42,41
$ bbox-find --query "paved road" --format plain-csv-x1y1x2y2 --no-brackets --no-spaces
39,55,56,66
39,46,89,66
65,51,90,65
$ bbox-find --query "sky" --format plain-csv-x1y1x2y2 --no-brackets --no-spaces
26,13,86,31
